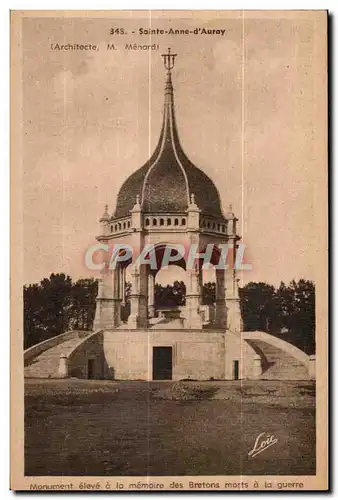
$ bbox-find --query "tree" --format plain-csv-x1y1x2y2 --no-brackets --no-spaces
154,281,186,308
239,279,315,354
275,279,315,354
35,273,73,337
202,281,216,305
23,283,47,348
239,282,276,332
69,278,98,330
23,273,99,348
121,281,131,322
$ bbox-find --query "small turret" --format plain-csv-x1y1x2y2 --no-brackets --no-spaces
130,194,142,230
187,193,200,230
226,204,237,236
99,204,110,236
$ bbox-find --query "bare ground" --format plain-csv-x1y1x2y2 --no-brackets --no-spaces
24,379,315,476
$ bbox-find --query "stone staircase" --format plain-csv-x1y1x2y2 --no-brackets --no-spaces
24,333,85,378
247,339,309,380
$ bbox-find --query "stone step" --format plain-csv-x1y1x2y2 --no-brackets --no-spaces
24,332,88,378
248,339,309,380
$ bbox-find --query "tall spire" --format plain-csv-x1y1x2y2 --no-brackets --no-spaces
162,47,176,104
114,49,225,219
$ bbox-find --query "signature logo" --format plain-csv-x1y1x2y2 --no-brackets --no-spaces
248,432,278,458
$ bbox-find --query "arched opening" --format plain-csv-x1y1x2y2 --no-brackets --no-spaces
201,266,216,305
174,218,179,226
145,218,150,226
121,261,133,323
181,218,186,226
155,265,186,322
153,218,157,226
167,218,171,226
160,218,164,226
147,243,186,323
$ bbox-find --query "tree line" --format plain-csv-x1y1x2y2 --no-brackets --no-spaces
24,274,98,349
23,274,315,354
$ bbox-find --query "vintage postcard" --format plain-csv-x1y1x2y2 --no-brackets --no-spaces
11,10,328,491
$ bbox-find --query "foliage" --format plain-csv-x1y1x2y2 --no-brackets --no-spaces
240,280,315,354
24,273,315,355
23,274,98,349
154,281,186,308
202,281,216,305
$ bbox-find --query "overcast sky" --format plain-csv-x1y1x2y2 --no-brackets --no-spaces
21,12,325,287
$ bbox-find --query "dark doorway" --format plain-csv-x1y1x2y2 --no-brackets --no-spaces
87,359,95,379
233,360,239,380
153,347,173,380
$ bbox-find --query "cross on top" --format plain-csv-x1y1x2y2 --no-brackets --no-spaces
161,47,177,72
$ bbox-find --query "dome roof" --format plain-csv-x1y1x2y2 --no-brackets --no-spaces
113,66,224,219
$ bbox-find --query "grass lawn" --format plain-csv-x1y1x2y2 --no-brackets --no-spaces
24,379,315,476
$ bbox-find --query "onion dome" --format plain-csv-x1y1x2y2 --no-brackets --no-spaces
113,49,224,219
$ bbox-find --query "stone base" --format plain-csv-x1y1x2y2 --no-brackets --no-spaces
185,293,203,330
128,294,148,328
75,328,258,381
93,298,122,330
226,298,242,333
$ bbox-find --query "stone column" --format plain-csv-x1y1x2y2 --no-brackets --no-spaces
185,195,202,329
148,273,155,318
93,263,115,330
225,208,242,334
185,266,202,329
120,266,126,305
215,268,227,328
128,265,148,329
127,196,148,328
198,270,203,305
111,268,122,327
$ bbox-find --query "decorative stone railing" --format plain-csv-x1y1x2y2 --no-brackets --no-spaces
109,217,132,234
24,330,82,365
200,217,227,235
143,214,187,229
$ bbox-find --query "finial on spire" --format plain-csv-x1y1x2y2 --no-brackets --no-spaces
100,203,110,221
190,193,196,204
136,194,140,205
161,47,177,73
227,203,235,220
